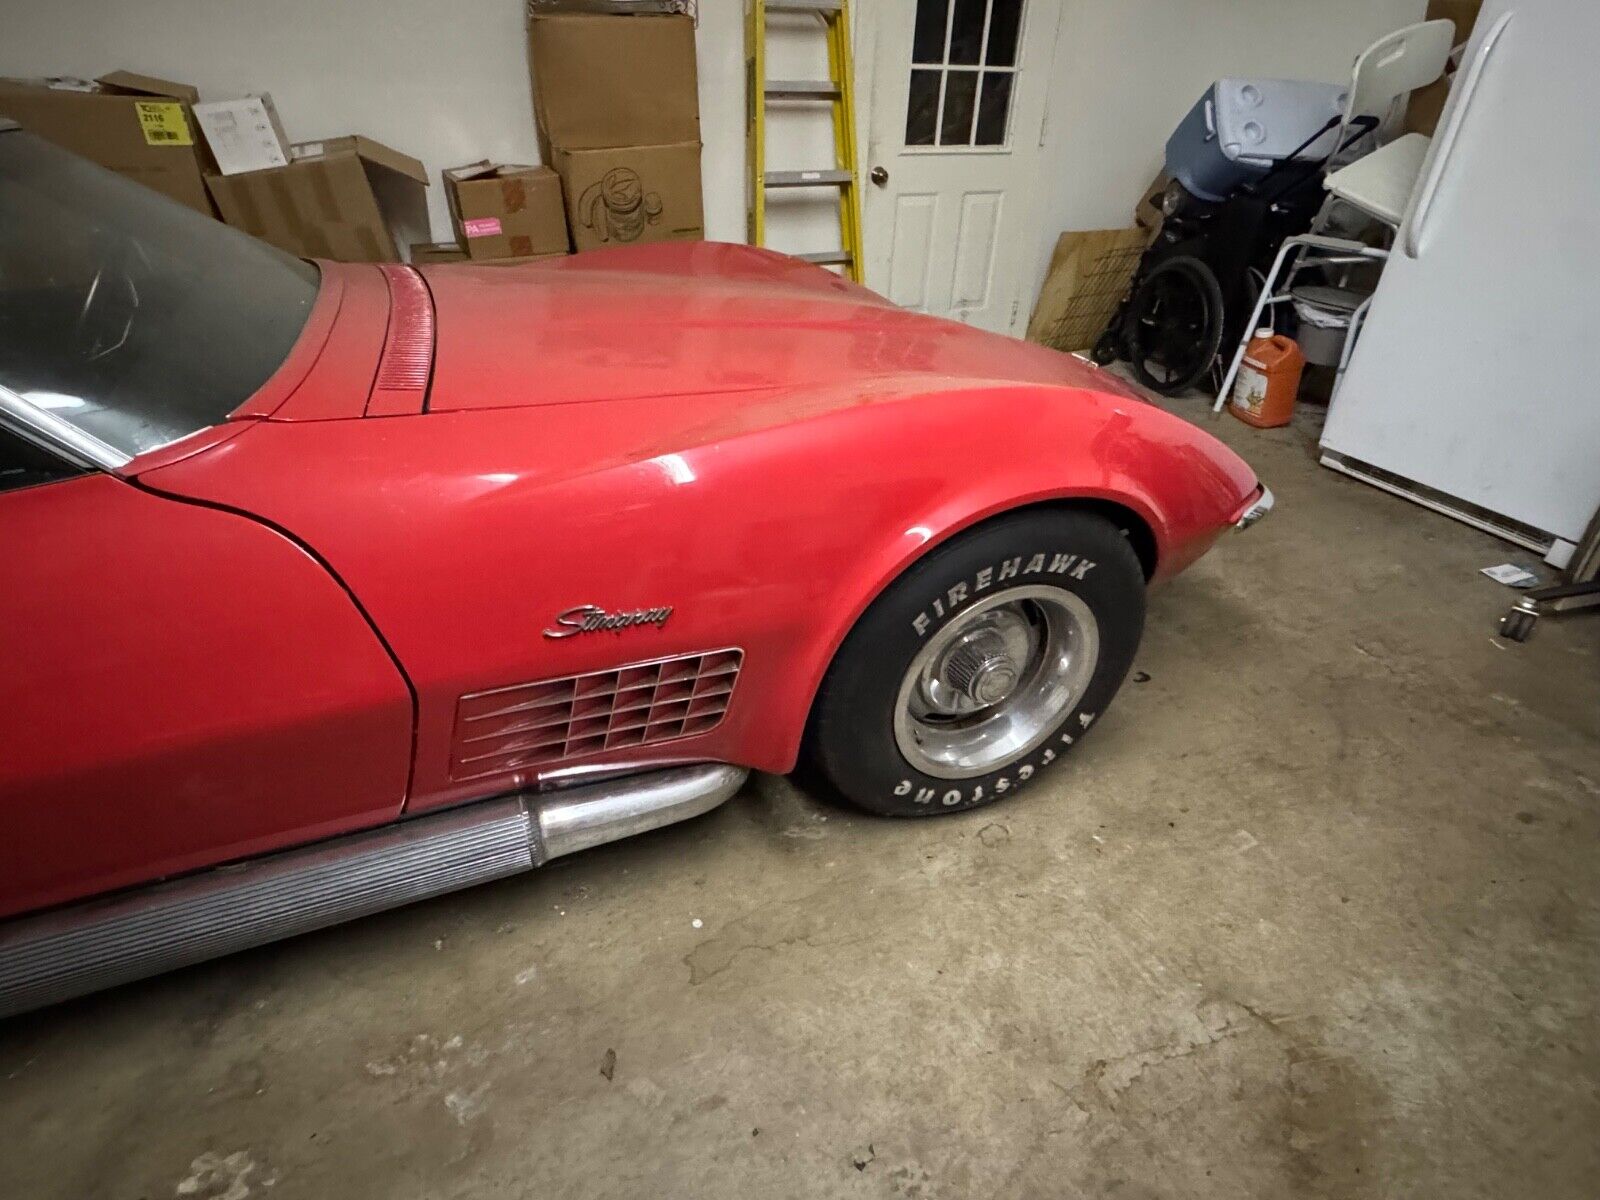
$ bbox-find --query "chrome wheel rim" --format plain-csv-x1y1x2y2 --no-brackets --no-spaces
893,585,1100,779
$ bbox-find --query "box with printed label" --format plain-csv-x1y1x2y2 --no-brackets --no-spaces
550,141,702,252
443,161,569,260
206,135,429,262
193,95,291,176
0,71,212,214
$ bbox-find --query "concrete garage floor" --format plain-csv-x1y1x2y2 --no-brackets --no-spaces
2,396,1596,1200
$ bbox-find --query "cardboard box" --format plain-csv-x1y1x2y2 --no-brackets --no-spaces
551,141,703,251
1422,0,1483,39
528,13,699,154
444,161,569,260
1026,228,1151,353
410,241,468,263
193,95,290,176
1404,0,1483,136
97,70,200,105
410,242,567,267
0,72,212,214
1133,172,1171,237
206,135,429,262
482,252,567,266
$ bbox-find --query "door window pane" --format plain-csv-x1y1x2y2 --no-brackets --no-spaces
974,72,1013,144
913,0,949,64
906,70,941,145
939,71,979,145
947,0,988,65
905,0,1024,149
985,0,1024,68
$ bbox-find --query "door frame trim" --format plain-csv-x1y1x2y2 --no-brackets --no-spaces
857,0,1067,334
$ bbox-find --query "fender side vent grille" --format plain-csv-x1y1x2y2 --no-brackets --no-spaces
451,649,743,781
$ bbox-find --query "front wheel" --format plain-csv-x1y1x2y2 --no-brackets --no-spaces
806,510,1145,817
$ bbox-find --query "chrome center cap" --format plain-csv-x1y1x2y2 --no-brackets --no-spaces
968,659,1020,705
938,629,1022,708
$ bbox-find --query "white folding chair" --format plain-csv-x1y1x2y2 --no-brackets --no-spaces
1214,19,1457,410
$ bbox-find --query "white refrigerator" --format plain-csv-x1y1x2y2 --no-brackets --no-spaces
1320,0,1600,567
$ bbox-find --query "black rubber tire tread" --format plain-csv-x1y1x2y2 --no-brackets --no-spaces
806,509,1145,817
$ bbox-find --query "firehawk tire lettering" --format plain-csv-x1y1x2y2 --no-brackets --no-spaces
807,511,1145,818
910,549,1098,636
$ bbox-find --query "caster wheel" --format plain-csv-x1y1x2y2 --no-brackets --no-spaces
1091,329,1122,365
1499,606,1537,642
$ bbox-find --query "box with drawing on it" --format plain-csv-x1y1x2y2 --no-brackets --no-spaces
550,142,702,252
528,10,704,253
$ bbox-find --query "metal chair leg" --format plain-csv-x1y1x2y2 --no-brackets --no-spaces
1215,237,1303,412
1498,506,1600,641
1330,294,1373,403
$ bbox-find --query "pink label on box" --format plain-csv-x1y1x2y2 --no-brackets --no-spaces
463,217,502,238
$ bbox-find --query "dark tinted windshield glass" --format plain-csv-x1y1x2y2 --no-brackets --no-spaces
0,127,318,457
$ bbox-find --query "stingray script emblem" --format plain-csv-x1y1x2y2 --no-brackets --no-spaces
543,604,674,639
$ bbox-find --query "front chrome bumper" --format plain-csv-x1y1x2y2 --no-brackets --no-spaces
1234,485,1275,530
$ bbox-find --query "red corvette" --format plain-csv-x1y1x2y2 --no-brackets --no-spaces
0,123,1269,1014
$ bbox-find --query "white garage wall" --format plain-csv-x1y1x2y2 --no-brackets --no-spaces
1,0,1423,302
0,0,759,246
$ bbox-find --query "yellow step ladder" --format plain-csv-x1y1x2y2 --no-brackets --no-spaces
746,0,865,281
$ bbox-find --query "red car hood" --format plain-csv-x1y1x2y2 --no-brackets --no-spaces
417,242,1143,412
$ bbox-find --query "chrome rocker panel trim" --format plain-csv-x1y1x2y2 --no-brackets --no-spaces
0,763,747,1018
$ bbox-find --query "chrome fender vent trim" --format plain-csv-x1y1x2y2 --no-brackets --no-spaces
451,649,743,782
0,763,747,1018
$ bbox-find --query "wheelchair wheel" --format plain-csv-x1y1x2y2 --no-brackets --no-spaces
1126,256,1225,396
1090,328,1122,365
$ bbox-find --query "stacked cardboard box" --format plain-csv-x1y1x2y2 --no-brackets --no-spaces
0,72,214,215
443,161,569,261
204,135,430,262
528,12,704,252
411,242,567,267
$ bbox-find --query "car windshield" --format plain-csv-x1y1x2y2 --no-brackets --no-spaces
0,126,319,459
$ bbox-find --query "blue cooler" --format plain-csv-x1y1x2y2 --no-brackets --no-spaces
1165,79,1348,202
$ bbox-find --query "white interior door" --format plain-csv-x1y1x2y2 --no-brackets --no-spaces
862,0,1054,335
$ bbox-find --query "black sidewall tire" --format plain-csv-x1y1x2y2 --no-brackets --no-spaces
807,511,1145,817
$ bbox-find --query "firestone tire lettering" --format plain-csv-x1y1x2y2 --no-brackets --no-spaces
806,510,1146,819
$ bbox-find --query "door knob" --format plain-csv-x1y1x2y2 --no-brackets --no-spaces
870,166,889,186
